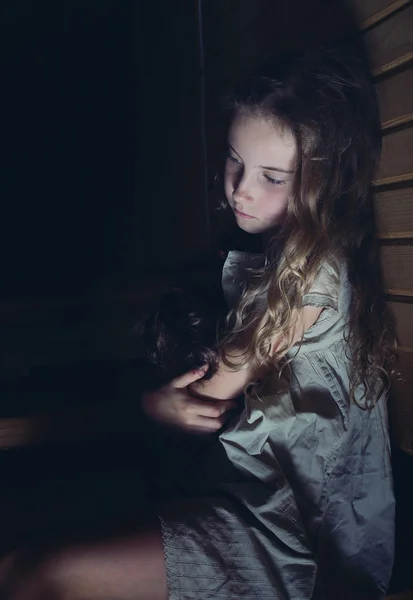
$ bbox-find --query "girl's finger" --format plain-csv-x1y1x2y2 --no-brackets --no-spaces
190,414,230,431
186,399,238,418
171,366,208,389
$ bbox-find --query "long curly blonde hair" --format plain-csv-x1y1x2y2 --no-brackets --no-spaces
218,44,398,407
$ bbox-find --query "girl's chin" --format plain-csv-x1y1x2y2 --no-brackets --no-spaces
235,217,272,235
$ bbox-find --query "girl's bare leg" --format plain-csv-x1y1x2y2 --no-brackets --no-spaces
0,518,169,600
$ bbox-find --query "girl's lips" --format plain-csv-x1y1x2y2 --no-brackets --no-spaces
234,207,255,219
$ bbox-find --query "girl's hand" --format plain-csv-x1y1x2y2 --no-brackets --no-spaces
141,368,238,434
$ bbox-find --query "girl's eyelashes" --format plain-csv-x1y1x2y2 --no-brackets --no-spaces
264,173,286,186
227,152,242,165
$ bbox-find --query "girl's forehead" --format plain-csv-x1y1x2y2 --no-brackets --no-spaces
228,113,296,164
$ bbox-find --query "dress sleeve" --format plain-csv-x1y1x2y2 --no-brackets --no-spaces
302,258,341,311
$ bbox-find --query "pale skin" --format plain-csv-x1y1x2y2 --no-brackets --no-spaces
0,116,323,599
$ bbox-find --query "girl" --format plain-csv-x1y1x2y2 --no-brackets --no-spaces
0,44,397,600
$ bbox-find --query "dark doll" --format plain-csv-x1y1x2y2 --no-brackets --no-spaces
142,283,227,385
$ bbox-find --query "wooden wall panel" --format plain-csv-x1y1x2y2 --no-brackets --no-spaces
349,0,412,28
381,245,413,294
377,66,413,129
388,302,413,348
375,187,413,238
377,127,413,183
348,0,395,22
363,2,413,75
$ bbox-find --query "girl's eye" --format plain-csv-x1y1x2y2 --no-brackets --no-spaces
227,153,242,165
264,174,286,186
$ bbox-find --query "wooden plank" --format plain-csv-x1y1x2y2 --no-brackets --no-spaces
378,127,413,182
348,0,404,26
377,66,413,128
388,301,413,347
359,0,413,30
381,112,413,132
379,233,413,240
375,187,413,238
364,2,413,75
373,52,413,78
381,244,413,294
373,173,413,187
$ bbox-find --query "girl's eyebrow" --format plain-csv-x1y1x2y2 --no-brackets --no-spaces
228,144,242,159
260,164,295,174
228,144,294,174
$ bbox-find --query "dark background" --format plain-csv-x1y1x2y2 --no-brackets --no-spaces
0,0,212,424
0,1,412,593
0,0,211,559
1,0,207,300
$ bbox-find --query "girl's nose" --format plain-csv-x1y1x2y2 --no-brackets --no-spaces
232,184,254,204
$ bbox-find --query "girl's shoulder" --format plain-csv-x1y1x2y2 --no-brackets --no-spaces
221,250,349,312
291,256,352,354
302,255,345,312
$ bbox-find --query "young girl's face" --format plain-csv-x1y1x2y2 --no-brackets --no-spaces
224,113,296,235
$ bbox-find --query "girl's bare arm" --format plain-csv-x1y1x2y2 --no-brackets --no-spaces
189,305,323,401
189,357,260,401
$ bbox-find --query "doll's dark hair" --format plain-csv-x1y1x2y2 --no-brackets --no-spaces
142,286,226,384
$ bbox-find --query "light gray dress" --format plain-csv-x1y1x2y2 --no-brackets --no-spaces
158,250,395,600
